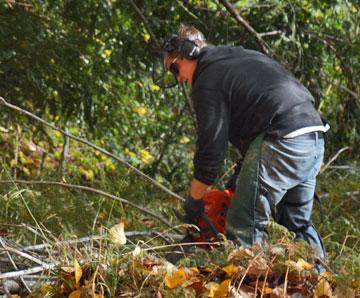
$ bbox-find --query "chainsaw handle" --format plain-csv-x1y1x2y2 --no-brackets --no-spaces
200,212,219,236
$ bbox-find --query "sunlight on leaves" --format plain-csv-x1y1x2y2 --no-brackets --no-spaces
179,136,190,144
138,149,154,164
151,84,160,91
143,32,151,43
133,106,148,116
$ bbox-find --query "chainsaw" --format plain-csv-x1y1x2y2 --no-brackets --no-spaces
167,187,235,263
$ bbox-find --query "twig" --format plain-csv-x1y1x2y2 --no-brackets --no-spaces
0,245,47,267
258,30,282,37
129,0,159,48
0,237,31,293
0,179,175,229
179,82,197,129
0,262,59,279
321,146,349,173
0,97,185,202
218,0,272,56
21,232,183,252
319,191,360,200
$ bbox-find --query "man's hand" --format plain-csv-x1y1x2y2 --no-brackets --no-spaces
183,195,204,224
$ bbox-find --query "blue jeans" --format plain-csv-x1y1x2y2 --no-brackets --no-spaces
227,132,325,257
255,132,325,257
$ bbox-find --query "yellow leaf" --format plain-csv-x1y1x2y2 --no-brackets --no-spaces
22,166,30,176
54,130,62,138
151,84,160,91
109,222,127,245
179,136,190,144
264,287,272,294
10,159,17,167
215,279,230,297
74,259,82,284
133,106,148,116
68,290,81,298
296,258,313,270
205,282,220,297
314,277,333,298
104,49,112,57
61,266,74,273
144,32,151,43
11,295,20,298
164,268,187,289
138,149,154,164
222,264,237,276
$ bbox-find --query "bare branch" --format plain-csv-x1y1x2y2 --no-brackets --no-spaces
129,0,160,48
218,0,272,56
0,179,175,229
0,97,184,202
321,146,349,173
0,262,59,279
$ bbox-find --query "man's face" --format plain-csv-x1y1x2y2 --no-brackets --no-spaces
164,54,197,85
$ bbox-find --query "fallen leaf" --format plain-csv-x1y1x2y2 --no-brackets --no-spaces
164,268,187,289
205,282,220,297
286,258,313,272
215,279,231,297
109,222,127,245
133,246,141,256
68,290,81,298
222,264,238,277
314,277,333,297
248,257,270,276
74,259,82,284
228,247,254,261
61,266,74,273
296,258,313,271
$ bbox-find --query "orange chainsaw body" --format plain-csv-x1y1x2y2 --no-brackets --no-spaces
192,188,235,243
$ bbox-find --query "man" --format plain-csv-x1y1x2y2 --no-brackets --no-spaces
153,25,328,259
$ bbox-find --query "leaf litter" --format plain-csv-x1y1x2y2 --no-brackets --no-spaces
25,222,359,298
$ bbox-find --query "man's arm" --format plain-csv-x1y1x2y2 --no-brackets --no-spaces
190,178,209,199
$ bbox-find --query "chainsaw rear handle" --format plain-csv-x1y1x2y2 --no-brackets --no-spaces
172,207,219,236
200,212,220,236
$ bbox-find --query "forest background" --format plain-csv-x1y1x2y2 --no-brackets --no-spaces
0,0,359,296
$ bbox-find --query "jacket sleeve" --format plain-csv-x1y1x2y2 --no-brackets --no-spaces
192,87,229,185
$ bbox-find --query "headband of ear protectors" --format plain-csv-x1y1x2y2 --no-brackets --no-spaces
164,34,201,60
151,34,202,88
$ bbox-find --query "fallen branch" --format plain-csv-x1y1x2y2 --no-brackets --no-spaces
0,245,47,267
0,237,31,293
321,146,349,173
319,191,360,200
0,97,184,202
219,0,272,56
0,179,176,229
0,262,59,279
22,231,184,252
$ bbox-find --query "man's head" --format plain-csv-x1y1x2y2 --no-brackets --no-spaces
165,25,207,85
153,25,207,87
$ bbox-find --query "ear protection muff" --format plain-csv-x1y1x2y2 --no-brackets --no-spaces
178,39,201,60
164,35,201,60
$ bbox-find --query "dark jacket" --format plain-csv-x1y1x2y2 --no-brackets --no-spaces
191,45,323,185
